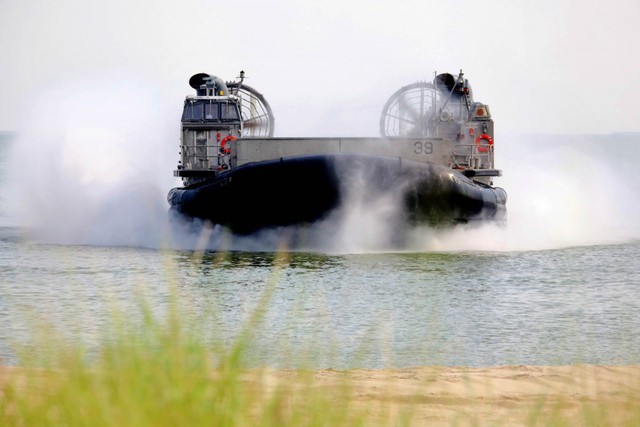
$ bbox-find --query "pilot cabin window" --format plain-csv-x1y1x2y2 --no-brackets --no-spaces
221,103,240,120
205,103,220,120
182,101,204,121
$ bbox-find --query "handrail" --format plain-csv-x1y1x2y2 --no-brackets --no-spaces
450,143,494,169
179,144,230,170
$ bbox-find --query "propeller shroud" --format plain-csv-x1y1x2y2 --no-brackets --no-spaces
227,82,275,137
379,82,442,137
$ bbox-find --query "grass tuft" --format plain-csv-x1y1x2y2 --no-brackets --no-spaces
0,278,366,427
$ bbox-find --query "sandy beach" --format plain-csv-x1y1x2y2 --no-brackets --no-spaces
3,364,640,426
261,365,640,426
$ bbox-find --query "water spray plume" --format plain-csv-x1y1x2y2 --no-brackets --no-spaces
408,134,640,252
5,76,179,247
5,76,639,253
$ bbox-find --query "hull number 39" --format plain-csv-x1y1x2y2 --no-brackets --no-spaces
413,141,433,155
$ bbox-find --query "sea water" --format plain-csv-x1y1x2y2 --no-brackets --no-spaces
1,132,639,368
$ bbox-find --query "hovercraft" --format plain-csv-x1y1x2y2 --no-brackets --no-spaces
168,70,507,234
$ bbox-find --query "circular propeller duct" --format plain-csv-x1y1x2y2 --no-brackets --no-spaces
379,82,442,137
227,83,275,137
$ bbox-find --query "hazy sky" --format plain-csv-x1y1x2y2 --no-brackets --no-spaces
1,0,639,135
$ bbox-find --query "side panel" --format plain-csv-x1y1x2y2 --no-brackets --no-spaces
233,137,448,167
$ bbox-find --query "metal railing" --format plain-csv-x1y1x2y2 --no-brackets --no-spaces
179,144,231,171
449,143,494,169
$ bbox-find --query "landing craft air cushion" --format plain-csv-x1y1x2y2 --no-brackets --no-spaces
167,71,507,234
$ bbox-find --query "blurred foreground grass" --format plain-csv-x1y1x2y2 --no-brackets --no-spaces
0,280,366,427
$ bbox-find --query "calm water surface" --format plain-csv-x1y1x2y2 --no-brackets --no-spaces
2,227,639,369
